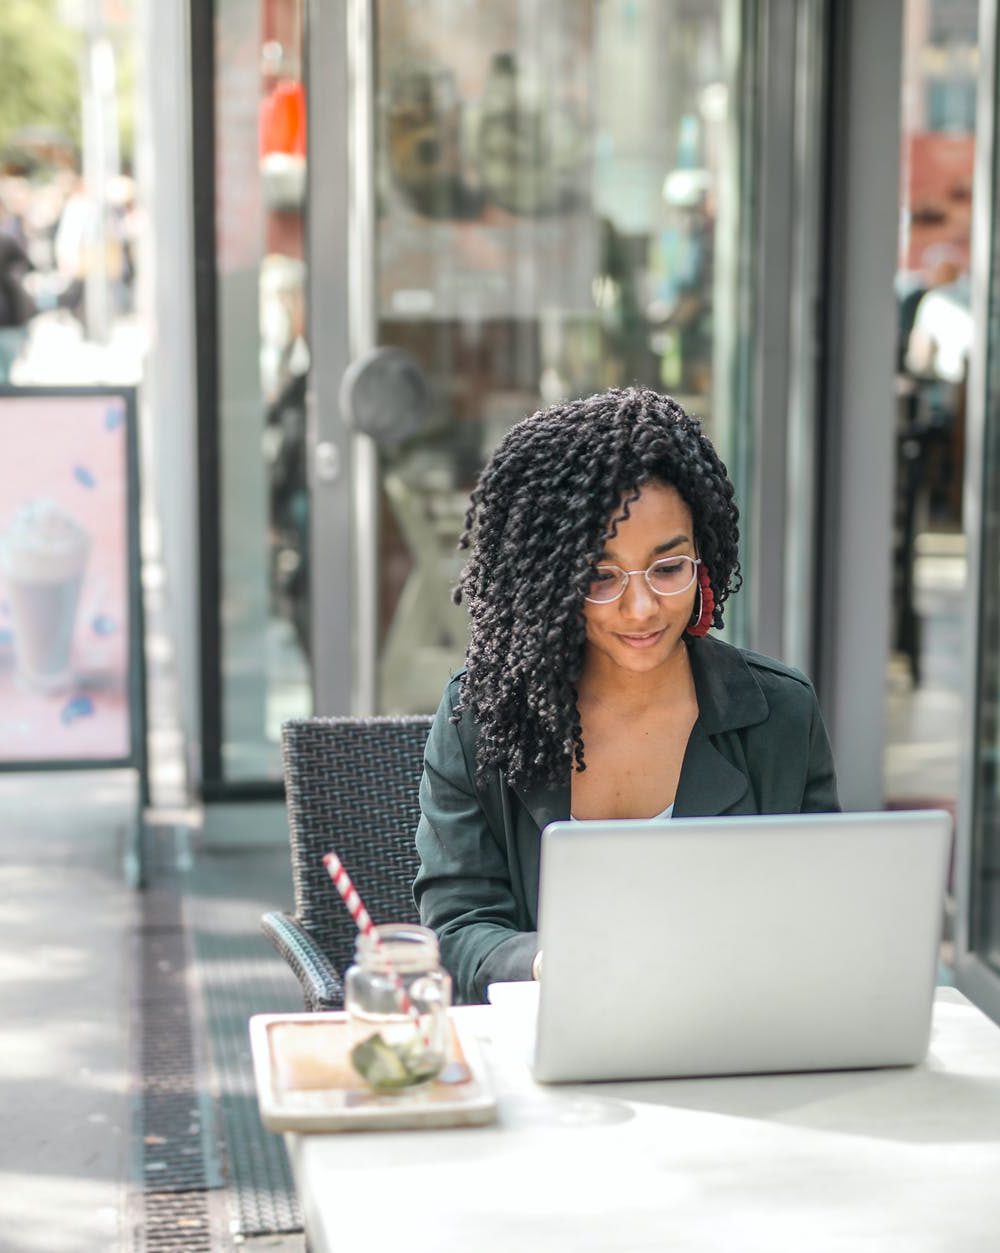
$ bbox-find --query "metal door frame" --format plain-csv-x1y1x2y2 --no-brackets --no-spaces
745,0,830,672
305,0,369,714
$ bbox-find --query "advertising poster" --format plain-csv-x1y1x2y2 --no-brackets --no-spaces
0,389,141,767
903,132,974,272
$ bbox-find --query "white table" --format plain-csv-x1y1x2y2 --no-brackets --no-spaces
286,989,1000,1252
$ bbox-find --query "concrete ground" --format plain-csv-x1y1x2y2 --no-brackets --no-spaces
0,770,138,1253
0,779,305,1253
884,530,966,806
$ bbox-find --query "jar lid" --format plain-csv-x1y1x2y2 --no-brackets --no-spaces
355,923,440,973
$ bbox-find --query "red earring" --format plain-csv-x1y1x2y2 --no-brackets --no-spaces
686,563,715,637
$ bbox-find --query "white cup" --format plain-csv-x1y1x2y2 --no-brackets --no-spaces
0,502,91,694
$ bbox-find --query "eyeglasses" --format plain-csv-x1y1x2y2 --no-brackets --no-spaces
584,555,701,604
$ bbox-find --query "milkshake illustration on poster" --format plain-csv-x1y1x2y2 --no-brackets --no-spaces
0,392,133,763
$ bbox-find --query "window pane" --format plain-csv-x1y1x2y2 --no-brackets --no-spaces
970,50,1000,970
215,0,311,781
371,0,748,713
884,0,978,837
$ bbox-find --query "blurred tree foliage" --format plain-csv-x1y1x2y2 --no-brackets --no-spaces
0,0,82,156
0,0,136,171
115,24,135,166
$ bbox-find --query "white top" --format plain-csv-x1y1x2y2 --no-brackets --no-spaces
287,989,1000,1253
571,802,674,821
906,280,973,383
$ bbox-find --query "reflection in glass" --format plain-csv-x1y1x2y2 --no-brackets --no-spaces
883,0,978,813
971,75,1000,972
371,0,742,713
216,0,311,780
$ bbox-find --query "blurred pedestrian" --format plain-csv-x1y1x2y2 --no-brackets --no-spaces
53,174,98,326
0,183,30,251
0,200,37,383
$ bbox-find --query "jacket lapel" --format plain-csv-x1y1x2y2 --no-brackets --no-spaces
674,636,770,816
686,635,769,735
672,719,750,816
510,777,571,834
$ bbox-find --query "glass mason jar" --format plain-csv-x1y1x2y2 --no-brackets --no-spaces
344,923,452,1092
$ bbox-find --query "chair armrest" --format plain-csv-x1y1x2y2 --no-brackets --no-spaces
260,911,345,1011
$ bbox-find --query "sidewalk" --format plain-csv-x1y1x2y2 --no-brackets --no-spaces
0,778,307,1253
9,309,144,388
0,359,303,1248
0,769,138,1253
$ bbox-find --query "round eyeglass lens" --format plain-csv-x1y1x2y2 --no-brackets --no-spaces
647,556,698,595
586,567,627,602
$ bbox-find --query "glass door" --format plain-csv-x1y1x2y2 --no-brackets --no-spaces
883,0,979,820
320,0,752,715
205,0,311,786
956,0,1000,1016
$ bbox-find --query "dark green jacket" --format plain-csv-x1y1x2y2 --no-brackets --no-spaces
414,634,840,1003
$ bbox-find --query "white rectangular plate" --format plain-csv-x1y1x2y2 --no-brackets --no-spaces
249,1009,497,1133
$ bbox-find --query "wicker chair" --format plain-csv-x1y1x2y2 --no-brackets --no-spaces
261,715,433,1010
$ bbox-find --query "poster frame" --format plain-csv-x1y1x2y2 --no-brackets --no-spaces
0,384,148,799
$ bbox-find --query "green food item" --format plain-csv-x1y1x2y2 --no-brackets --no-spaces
396,1034,443,1081
350,1031,443,1092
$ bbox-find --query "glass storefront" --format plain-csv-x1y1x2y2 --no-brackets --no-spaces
205,0,753,783
196,0,862,787
366,0,749,714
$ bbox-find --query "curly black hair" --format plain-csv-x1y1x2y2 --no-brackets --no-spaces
454,386,742,789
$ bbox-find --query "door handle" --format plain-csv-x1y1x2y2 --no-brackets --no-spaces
314,441,341,483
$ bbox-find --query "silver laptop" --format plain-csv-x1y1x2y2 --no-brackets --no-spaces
528,810,951,1083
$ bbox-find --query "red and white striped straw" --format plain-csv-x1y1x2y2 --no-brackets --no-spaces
322,850,422,1029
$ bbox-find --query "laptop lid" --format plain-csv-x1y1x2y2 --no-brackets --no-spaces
532,810,951,1083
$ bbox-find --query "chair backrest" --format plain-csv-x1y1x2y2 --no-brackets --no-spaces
281,716,433,993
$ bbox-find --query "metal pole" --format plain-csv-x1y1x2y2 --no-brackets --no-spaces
80,0,120,344
347,0,379,713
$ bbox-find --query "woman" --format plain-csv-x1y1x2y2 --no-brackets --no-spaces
414,387,839,1003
